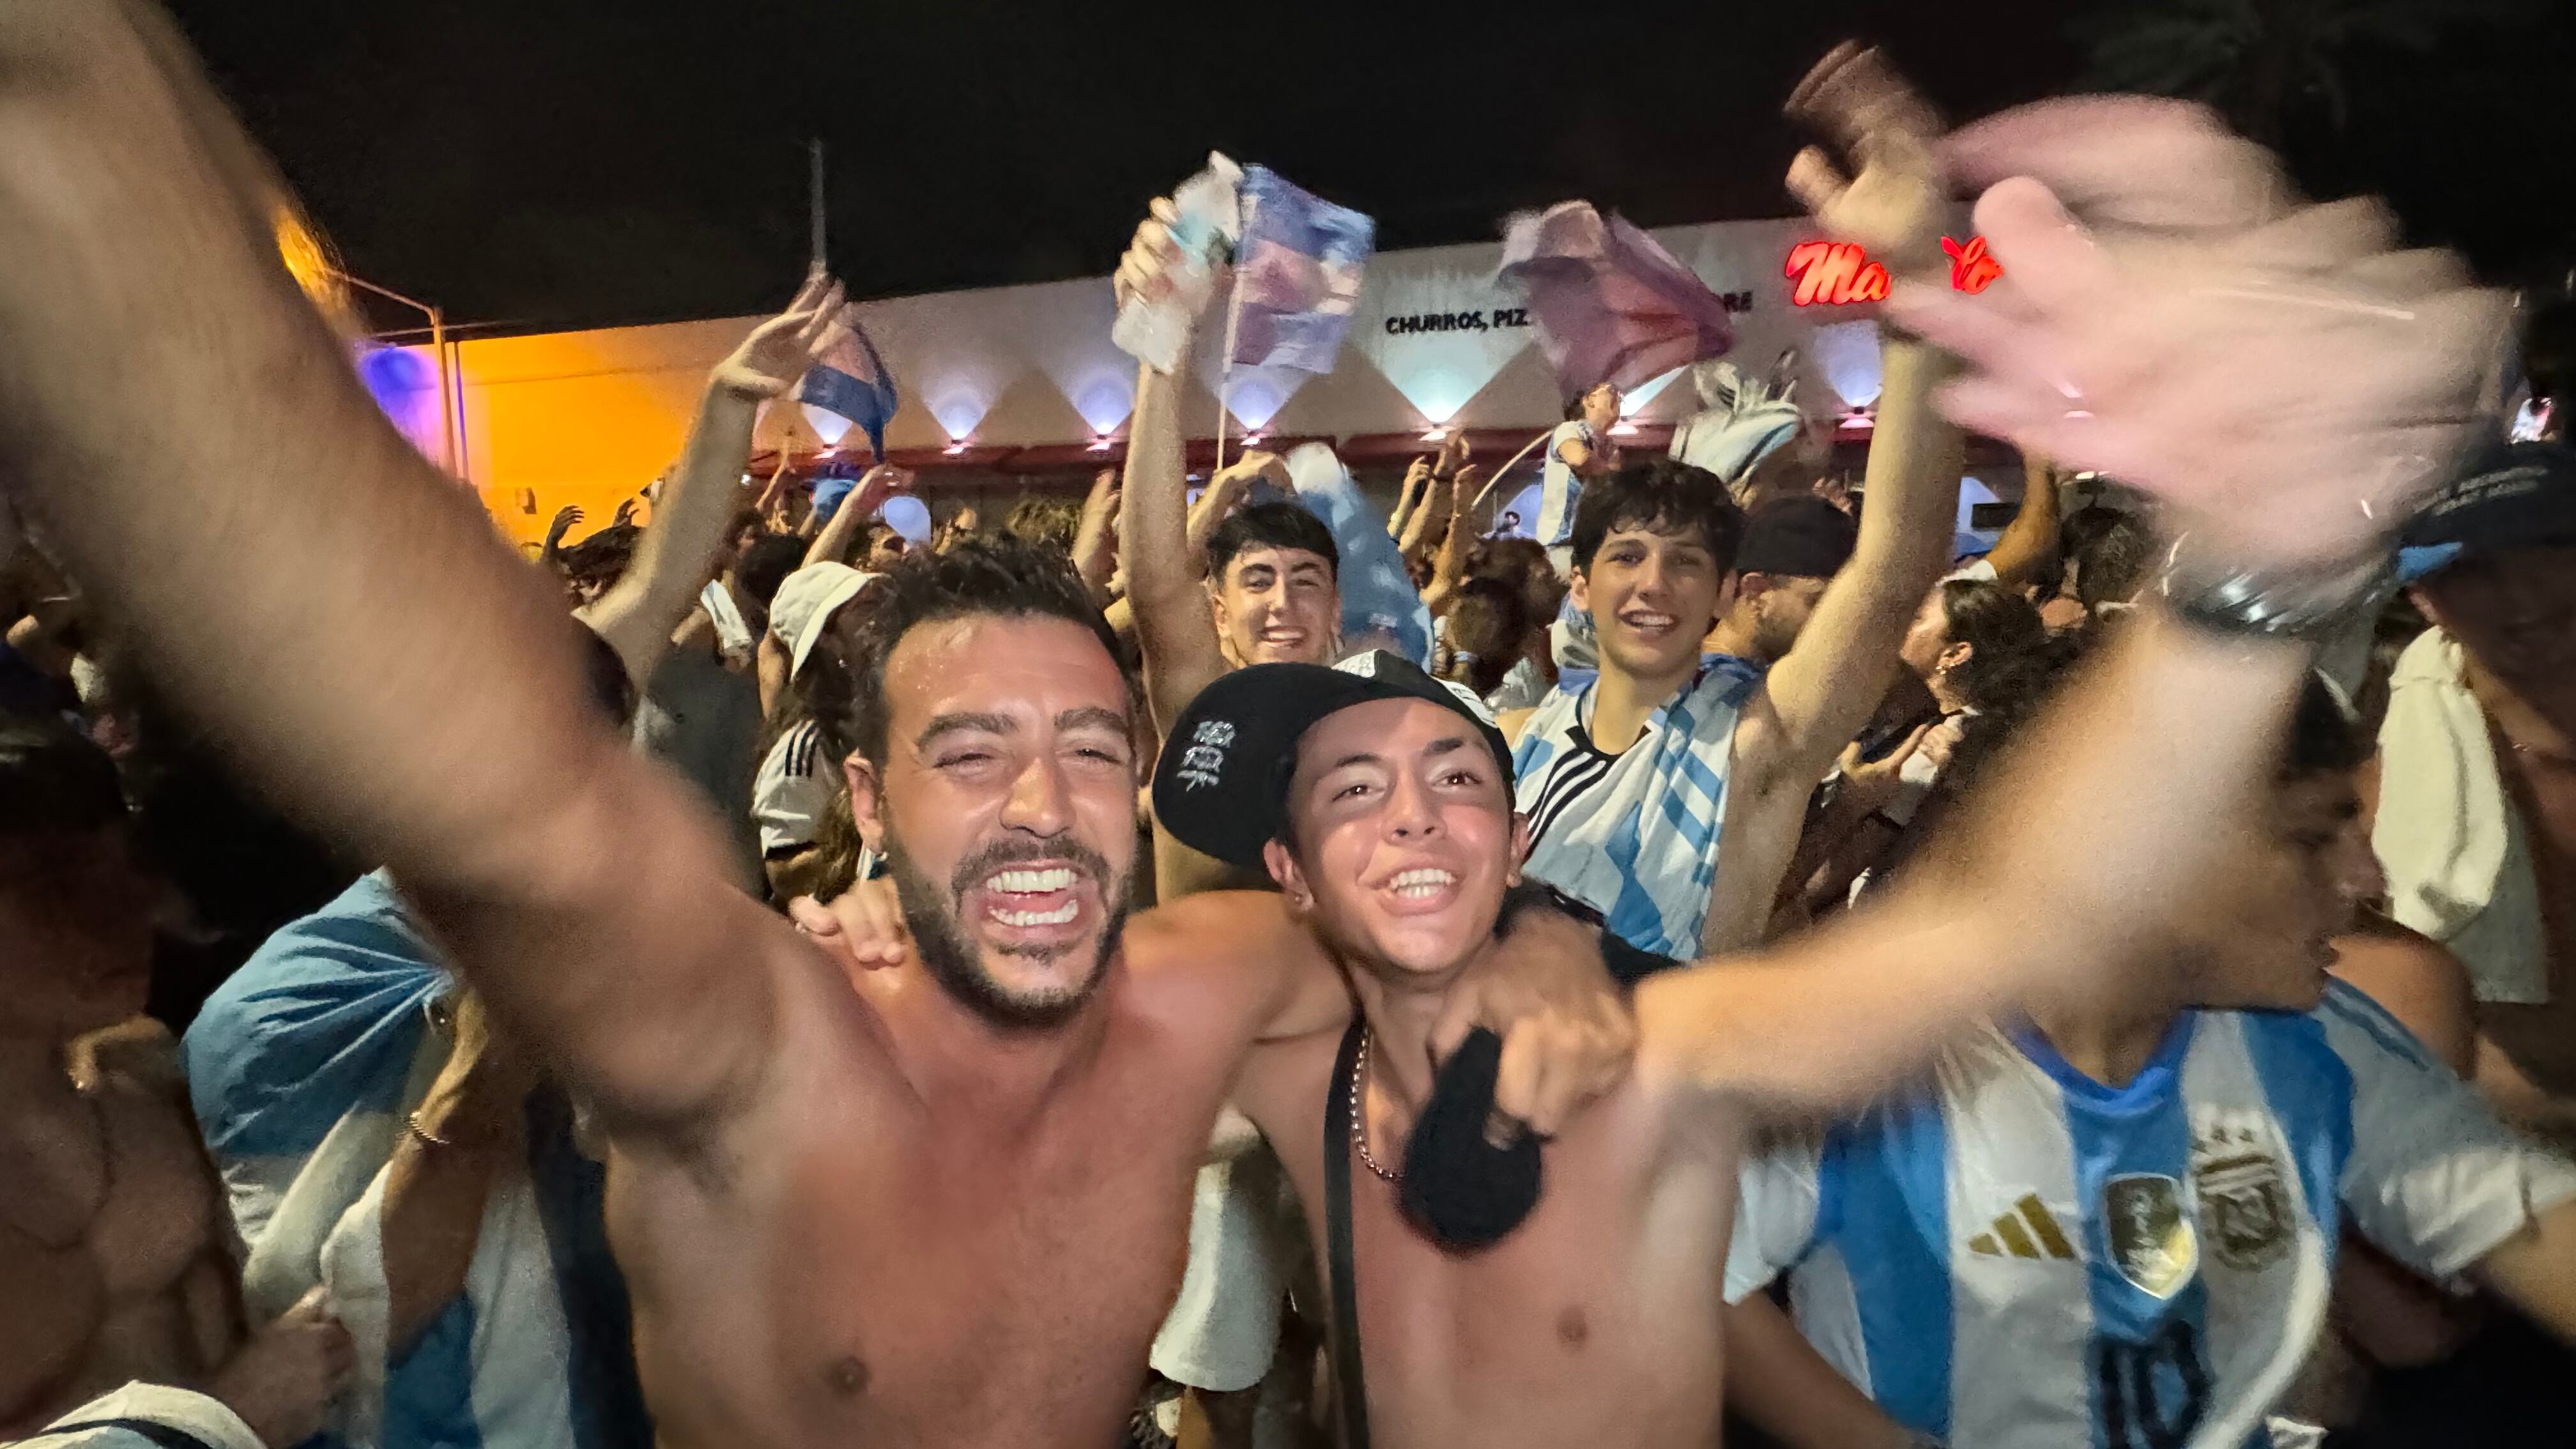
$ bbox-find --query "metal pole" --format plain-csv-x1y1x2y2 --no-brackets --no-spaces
429,306,457,477
1212,193,1254,474
809,138,827,270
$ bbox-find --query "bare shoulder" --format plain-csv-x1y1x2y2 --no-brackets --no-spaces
1498,706,1537,744
2329,917,2477,1075
1121,891,1300,1004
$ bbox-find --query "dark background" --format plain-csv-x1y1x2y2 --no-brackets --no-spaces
167,0,2576,335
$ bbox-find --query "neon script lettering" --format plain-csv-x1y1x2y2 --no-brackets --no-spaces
1786,236,2000,305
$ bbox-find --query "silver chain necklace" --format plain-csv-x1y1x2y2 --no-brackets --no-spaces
1349,1027,1402,1183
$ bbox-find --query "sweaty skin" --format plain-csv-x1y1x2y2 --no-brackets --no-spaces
1,1030,241,1436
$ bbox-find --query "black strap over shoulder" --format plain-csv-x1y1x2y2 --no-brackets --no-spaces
1325,1015,1372,1449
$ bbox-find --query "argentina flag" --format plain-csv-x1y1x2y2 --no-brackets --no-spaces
1231,166,1375,374
797,303,900,457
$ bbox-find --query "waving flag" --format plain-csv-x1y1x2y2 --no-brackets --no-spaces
1499,201,1734,397
1230,167,1376,374
798,305,900,457
1284,443,1432,668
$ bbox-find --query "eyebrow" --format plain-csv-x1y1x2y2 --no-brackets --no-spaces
1319,735,1472,776
1056,706,1130,736
916,711,1016,750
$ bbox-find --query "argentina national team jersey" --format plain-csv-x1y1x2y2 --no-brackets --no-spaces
1512,657,1761,957
1725,981,2576,1449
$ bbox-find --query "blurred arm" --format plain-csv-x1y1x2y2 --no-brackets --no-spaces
1122,361,1231,737
1981,452,2062,592
1642,611,2308,1114
0,4,788,1137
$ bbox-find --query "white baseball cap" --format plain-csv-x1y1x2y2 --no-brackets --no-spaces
767,563,883,678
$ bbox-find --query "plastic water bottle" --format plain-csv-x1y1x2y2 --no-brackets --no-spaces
1111,152,1243,374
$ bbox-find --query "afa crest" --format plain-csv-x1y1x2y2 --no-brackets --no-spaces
2192,1112,2295,1272
2102,1174,2197,1299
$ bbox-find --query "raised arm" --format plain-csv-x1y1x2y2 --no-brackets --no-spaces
1644,608,2309,1112
1114,204,1234,736
801,463,905,568
1728,56,1965,810
1980,452,2063,592
582,272,846,685
0,2,801,1137
1637,47,2508,1117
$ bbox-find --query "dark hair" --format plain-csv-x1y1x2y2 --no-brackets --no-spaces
574,624,638,728
734,535,808,612
1564,383,1613,422
2072,510,2157,613
0,714,126,836
1935,579,2051,714
558,524,641,584
2284,673,2370,779
1004,496,1081,555
1204,501,1338,584
1568,457,1745,574
800,536,1133,769
1469,537,1565,625
1441,578,1529,698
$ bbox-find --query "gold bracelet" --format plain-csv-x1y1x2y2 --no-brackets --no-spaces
404,1107,505,1151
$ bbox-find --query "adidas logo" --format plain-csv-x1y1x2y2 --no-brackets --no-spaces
1967,1194,2078,1261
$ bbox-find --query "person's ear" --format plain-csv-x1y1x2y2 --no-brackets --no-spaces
1712,570,1742,623
1262,838,1314,910
1568,568,1592,615
1939,640,1975,673
2405,582,2451,635
1507,811,1533,883
843,753,887,854
1735,571,1774,605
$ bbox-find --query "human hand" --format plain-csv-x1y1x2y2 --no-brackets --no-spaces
543,505,583,547
1785,43,1952,275
1401,456,1434,496
1451,463,1489,514
1113,197,1223,332
1438,429,1472,475
712,268,849,401
790,878,912,970
1834,720,1935,818
1073,468,1122,590
211,1287,355,1449
1890,100,2510,570
611,498,638,529
1431,904,1637,1140
1812,476,1855,515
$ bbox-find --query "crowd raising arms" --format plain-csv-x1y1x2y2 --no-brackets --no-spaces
3,4,2572,1449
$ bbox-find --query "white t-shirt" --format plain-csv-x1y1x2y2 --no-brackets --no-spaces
1537,420,1595,549
752,719,833,856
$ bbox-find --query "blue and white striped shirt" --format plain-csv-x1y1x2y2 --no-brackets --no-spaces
1726,982,2576,1449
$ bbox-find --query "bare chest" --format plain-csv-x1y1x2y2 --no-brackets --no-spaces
614,1054,1223,1449
1262,1071,1737,1449
1,1088,231,1430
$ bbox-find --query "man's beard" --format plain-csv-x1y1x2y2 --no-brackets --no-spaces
882,827,1131,1032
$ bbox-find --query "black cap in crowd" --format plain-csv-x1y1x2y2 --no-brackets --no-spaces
1151,652,1515,869
1735,496,1858,579
2398,438,2576,581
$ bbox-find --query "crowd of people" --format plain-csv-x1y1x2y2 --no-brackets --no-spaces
6,8,2576,1449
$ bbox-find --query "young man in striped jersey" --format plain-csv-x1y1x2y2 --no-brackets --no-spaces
1499,68,1969,958
1721,675,2576,1449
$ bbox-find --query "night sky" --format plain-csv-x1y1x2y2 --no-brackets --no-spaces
166,0,2576,336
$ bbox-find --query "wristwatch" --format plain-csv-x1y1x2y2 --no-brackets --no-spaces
2156,537,2395,644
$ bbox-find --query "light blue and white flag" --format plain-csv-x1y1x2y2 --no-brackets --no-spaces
1230,167,1375,375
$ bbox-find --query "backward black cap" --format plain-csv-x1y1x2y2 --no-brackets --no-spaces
1152,652,1514,869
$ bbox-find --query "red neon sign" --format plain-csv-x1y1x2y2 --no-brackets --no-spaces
1786,236,2000,305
